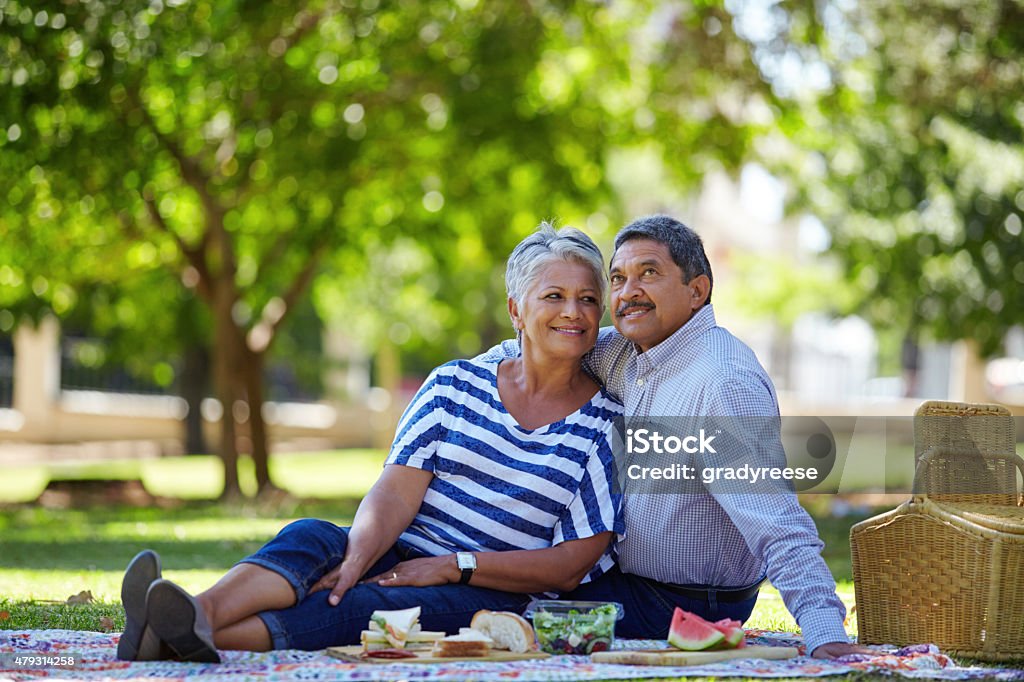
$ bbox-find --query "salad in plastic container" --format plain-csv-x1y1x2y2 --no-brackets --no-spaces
523,600,624,655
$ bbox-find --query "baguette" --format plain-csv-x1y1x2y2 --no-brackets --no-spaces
470,610,537,653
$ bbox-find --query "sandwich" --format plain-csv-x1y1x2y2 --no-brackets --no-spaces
431,629,492,658
361,606,444,651
470,610,537,653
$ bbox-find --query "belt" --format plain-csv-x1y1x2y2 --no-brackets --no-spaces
655,579,764,603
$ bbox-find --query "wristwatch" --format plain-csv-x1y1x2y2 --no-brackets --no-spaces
456,552,477,584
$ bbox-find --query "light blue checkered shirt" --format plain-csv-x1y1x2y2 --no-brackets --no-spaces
489,304,848,653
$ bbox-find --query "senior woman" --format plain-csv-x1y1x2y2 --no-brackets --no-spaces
117,223,624,662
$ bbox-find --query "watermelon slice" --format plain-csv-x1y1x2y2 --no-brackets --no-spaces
711,618,746,649
666,607,724,651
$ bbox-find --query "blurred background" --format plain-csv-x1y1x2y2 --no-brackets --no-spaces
2,0,1022,500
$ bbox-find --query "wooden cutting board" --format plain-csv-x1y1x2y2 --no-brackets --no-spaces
591,645,799,666
326,645,551,664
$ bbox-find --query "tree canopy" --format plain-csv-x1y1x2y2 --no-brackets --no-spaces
10,0,1015,494
765,0,1023,357
1,0,770,494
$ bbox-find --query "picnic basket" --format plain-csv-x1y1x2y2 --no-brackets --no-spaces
850,400,1024,661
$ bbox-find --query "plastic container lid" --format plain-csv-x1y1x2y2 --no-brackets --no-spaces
523,599,624,619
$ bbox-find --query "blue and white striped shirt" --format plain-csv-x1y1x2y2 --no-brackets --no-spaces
387,356,625,583
489,305,849,653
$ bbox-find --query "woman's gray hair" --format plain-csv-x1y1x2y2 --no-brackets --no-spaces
505,222,606,330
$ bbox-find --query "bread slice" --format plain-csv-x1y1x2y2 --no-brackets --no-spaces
470,610,537,653
368,606,421,648
361,628,444,652
431,630,491,658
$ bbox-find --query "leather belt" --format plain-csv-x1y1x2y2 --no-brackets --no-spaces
655,579,764,603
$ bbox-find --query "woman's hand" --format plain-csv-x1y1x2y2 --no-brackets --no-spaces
309,560,365,606
310,464,434,606
362,556,460,587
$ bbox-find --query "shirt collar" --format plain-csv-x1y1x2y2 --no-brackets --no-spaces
634,304,717,369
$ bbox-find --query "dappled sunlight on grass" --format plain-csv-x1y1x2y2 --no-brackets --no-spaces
1,450,875,639
0,468,48,503
158,569,249,596
268,450,387,498
747,582,857,635
142,456,241,499
0,496,360,618
2,570,126,603
0,449,389,503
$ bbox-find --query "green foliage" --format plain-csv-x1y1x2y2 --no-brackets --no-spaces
1,0,774,379
718,252,859,330
767,0,1024,356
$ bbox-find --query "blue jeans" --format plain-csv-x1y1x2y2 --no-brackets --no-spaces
560,565,760,639
240,519,532,650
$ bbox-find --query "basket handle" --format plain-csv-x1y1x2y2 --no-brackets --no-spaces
913,447,1024,505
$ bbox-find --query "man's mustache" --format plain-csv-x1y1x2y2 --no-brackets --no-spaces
616,301,655,317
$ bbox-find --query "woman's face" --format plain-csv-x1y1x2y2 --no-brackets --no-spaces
510,259,603,360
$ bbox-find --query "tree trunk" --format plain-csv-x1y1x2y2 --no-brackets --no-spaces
242,348,274,494
212,293,242,499
180,343,209,455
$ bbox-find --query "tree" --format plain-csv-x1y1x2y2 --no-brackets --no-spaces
2,0,774,497
0,1,622,496
763,0,1024,357
315,1,778,374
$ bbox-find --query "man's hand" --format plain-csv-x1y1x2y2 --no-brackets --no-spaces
362,556,460,587
811,642,877,659
309,561,363,606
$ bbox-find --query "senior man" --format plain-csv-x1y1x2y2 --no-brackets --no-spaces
490,215,869,659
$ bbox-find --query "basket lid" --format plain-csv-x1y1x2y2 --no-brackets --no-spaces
932,500,1024,535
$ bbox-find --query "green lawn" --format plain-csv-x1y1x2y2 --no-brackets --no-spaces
0,496,856,635
0,498,361,631
0,448,871,640
0,449,389,502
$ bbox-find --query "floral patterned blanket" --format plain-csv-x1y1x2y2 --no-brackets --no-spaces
2,628,1022,681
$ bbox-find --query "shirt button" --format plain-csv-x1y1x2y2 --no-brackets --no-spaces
636,378,644,386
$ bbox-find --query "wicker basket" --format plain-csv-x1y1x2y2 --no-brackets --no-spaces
914,447,1024,506
913,400,1015,460
851,400,1024,661
851,497,1024,660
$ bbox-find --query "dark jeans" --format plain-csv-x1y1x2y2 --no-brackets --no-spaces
560,565,760,639
240,518,531,650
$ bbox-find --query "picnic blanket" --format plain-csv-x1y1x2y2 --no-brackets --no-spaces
2,628,1022,681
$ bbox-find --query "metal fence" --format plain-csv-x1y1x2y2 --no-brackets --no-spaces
60,338,173,396
0,354,12,408
59,336,322,403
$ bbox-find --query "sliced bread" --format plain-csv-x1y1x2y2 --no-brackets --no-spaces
470,610,537,653
431,630,491,658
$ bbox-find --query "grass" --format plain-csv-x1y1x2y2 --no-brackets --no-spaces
0,450,381,630
0,497,360,631
0,448,869,637
0,449,389,502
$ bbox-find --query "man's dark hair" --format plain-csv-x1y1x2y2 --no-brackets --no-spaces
613,214,713,304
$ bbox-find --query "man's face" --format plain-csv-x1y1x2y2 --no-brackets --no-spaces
609,238,701,352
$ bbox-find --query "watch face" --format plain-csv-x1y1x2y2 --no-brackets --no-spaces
457,553,475,570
